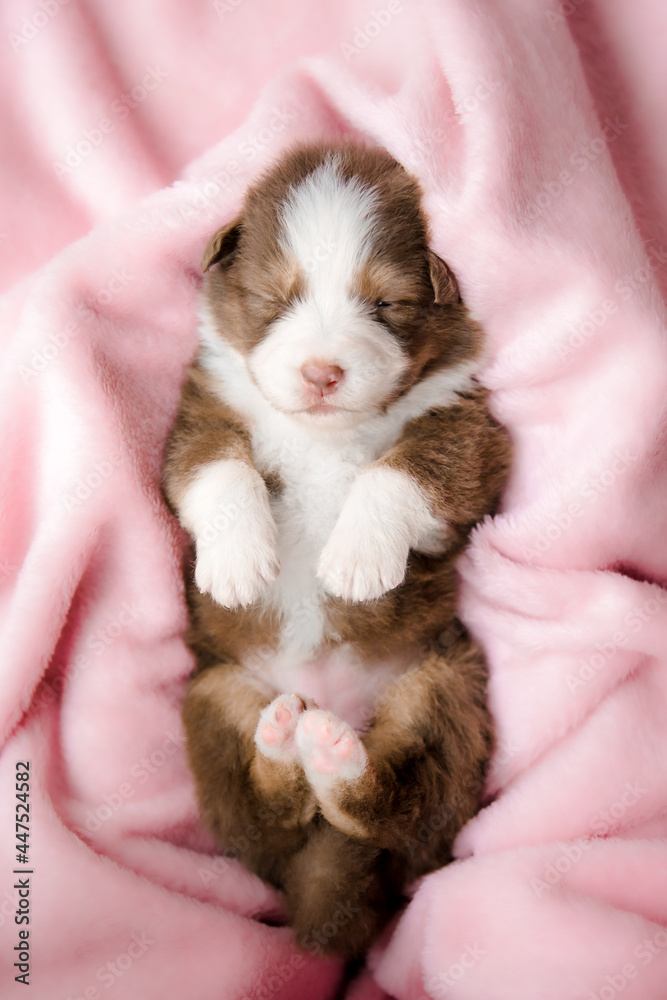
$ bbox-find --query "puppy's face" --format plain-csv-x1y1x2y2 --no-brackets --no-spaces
201,144,464,428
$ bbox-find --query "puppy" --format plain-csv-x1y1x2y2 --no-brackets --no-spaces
163,141,510,958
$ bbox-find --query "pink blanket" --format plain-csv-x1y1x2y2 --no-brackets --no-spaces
2,0,667,996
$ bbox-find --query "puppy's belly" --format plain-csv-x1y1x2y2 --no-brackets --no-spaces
242,643,419,733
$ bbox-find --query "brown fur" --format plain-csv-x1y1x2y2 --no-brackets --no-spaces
162,364,252,508
163,140,511,958
198,141,469,384
183,665,315,886
180,636,492,958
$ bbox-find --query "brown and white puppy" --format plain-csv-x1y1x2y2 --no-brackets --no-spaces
163,142,510,958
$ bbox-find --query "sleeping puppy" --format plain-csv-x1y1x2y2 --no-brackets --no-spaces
163,141,510,958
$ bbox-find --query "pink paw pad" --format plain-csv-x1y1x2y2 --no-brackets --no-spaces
254,693,306,762
259,723,278,745
296,709,367,784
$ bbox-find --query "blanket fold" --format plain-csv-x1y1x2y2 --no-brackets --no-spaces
2,0,667,996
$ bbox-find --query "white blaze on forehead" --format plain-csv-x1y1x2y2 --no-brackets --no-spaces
245,154,411,423
278,156,380,300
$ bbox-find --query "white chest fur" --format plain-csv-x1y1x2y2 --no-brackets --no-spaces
257,413,395,655
197,313,476,723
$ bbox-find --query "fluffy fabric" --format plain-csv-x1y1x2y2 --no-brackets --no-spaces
2,0,667,997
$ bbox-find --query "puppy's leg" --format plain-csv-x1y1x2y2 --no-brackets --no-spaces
296,638,492,877
318,390,511,603
163,365,279,610
183,664,316,885
283,822,398,959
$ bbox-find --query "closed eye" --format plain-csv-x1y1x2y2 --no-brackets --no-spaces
375,300,392,308
245,290,295,314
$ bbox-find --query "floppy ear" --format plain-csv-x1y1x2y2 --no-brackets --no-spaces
201,218,242,272
428,249,461,304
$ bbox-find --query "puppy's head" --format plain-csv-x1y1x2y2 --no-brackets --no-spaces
201,143,477,428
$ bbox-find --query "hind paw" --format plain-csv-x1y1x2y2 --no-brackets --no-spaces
254,693,307,764
296,709,368,786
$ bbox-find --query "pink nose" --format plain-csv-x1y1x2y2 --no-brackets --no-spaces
301,362,344,396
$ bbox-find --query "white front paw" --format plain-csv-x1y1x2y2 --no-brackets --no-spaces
316,466,447,603
317,524,409,602
317,486,410,604
195,524,279,609
181,459,280,609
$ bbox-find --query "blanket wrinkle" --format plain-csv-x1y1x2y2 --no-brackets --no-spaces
2,0,667,997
